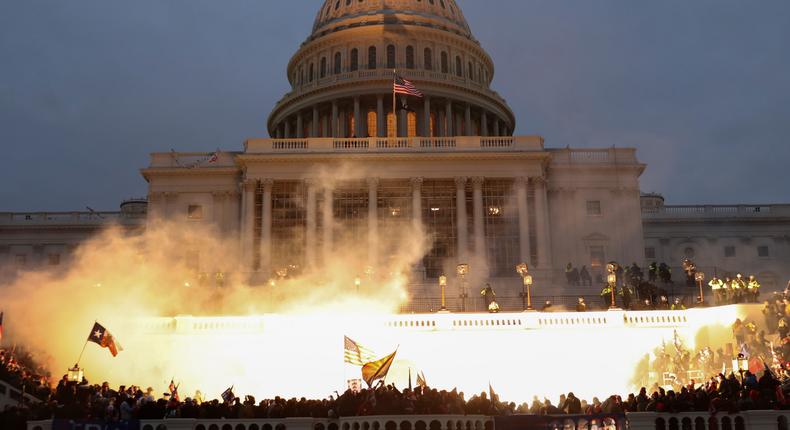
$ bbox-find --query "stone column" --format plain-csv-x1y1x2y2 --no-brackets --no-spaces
305,179,318,268
533,176,553,269
241,179,258,272
465,104,472,136
481,110,488,137
367,177,379,268
338,107,346,138
445,100,453,136
455,176,469,261
376,95,385,137
515,177,532,264
312,106,319,137
331,101,339,137
423,96,431,137
411,177,423,232
275,124,283,139
322,185,334,264
284,120,291,139
493,119,500,137
471,177,485,258
259,179,274,273
437,110,445,137
354,96,362,138
296,113,304,138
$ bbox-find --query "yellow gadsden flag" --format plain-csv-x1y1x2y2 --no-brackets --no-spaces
361,349,398,387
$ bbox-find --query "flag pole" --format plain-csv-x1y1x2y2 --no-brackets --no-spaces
392,69,397,139
75,339,89,367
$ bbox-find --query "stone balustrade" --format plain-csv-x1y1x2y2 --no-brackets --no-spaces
127,306,743,336
27,411,790,430
0,211,126,225
642,204,790,219
243,136,544,155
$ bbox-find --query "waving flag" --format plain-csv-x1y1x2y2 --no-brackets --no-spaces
221,385,235,403
344,336,377,366
416,371,427,389
87,322,122,357
362,349,398,387
393,74,423,98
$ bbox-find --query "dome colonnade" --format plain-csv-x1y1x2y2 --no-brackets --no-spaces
267,0,516,139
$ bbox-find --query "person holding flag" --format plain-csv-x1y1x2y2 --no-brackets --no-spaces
169,378,180,402
221,385,235,404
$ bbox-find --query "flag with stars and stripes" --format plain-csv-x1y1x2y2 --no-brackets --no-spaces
344,336,377,366
87,322,122,357
393,73,423,98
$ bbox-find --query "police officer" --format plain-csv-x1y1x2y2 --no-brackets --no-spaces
733,274,747,303
747,275,761,303
708,276,724,305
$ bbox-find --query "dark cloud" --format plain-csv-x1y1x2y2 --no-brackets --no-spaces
1,0,788,210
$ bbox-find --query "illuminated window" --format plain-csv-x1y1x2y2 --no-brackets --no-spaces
187,205,203,220
407,111,417,137
365,110,378,138
387,111,395,137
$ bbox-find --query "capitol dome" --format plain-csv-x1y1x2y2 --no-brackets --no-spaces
267,0,515,139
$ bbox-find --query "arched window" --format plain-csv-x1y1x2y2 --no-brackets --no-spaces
368,46,377,69
406,46,415,69
298,66,303,84
441,52,448,73
366,111,377,137
468,61,474,80
350,48,359,72
334,52,342,74
478,65,483,83
455,56,462,77
387,45,396,69
309,63,314,82
320,57,327,78
424,48,433,71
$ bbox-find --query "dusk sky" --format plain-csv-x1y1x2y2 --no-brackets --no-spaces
1,0,789,211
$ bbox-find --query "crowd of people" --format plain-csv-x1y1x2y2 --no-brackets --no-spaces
563,260,771,311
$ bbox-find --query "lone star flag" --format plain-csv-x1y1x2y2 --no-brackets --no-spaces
87,322,122,357
169,379,180,401
361,349,397,387
393,74,423,98
221,385,235,403
344,336,377,366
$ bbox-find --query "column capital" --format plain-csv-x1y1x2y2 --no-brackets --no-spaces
261,178,274,191
470,176,485,187
367,177,381,188
532,176,548,187
242,179,257,191
410,177,424,188
454,176,468,188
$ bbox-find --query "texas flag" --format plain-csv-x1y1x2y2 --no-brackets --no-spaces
87,322,122,357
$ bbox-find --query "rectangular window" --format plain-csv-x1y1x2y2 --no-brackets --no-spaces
14,254,27,267
187,205,203,220
724,246,736,258
48,254,61,266
590,246,604,268
758,246,770,258
586,200,602,216
645,247,656,260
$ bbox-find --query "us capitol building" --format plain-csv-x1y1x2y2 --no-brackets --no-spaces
2,0,789,303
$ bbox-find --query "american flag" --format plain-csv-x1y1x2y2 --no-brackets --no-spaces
344,336,377,366
393,73,423,98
